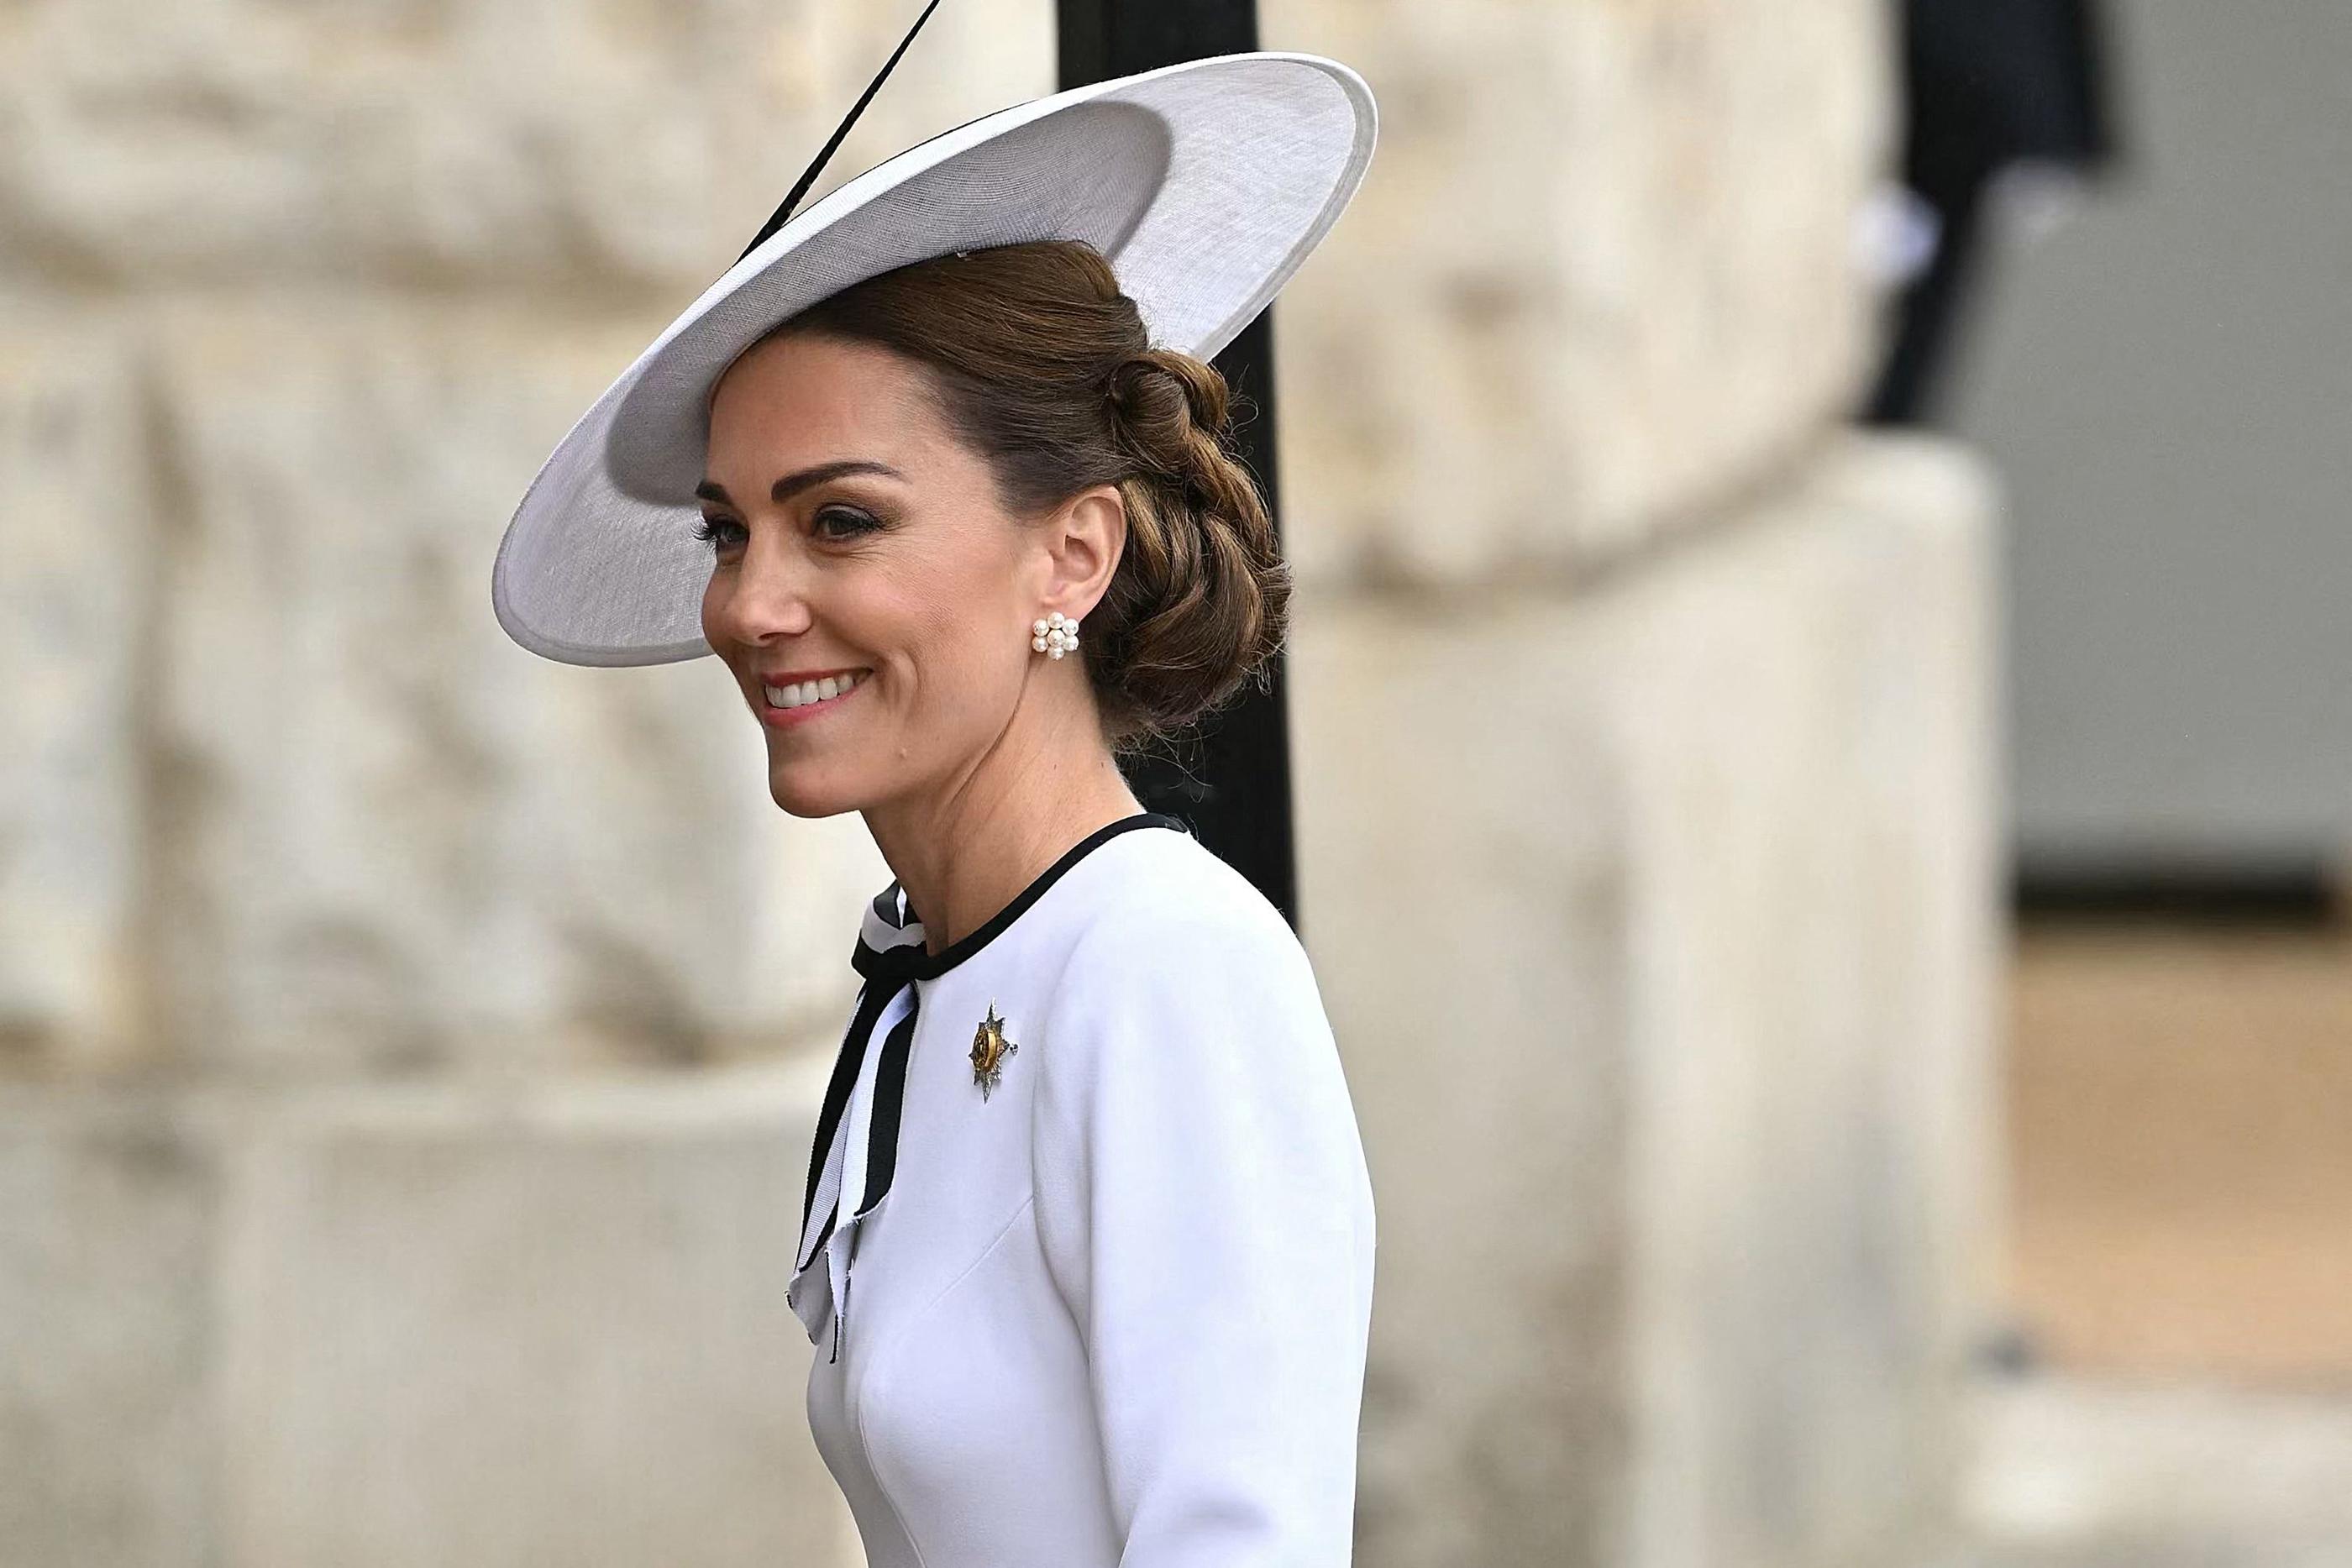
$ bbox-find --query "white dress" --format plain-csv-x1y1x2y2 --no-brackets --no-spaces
788,812,1378,1567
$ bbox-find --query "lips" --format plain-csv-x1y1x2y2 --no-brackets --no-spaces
760,668,872,711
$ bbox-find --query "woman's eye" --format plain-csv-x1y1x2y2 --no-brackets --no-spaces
814,506,883,541
692,515,745,553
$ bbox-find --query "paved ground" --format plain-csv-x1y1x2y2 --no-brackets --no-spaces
2007,916,2352,1381
1937,915,2352,1565
1935,1373,2352,1567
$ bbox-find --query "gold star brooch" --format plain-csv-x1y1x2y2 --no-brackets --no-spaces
969,1002,1017,1100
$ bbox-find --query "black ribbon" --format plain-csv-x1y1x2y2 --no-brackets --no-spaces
795,941,930,1268
791,815,1190,1361
738,0,950,265
795,944,927,1365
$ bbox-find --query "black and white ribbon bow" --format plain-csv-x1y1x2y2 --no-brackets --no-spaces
788,883,932,1361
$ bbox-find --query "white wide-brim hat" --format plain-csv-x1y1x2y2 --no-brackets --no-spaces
490,50,1377,668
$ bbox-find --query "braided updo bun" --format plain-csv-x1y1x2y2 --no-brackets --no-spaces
1096,349,1287,739
769,239,1289,746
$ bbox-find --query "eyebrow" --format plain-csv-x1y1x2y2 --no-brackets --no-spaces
694,459,906,508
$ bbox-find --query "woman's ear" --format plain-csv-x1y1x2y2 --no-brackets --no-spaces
1042,483,1127,618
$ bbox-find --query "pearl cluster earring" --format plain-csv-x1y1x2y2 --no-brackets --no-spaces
1032,611,1080,659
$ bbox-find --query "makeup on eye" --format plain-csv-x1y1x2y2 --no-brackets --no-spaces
691,515,747,551
811,505,886,540
691,503,888,553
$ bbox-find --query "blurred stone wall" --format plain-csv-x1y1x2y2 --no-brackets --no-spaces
1260,4,2005,1566
0,2,2002,1565
0,1,1042,1558
0,0,1047,1078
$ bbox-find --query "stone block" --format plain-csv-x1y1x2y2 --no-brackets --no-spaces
144,296,885,1074
1292,432,2003,1568
0,312,151,1068
0,1092,218,1568
0,0,1054,290
1264,0,1895,587
207,1067,848,1567
0,1067,856,1568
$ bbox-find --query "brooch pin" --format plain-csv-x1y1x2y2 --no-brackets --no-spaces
969,1002,1017,1100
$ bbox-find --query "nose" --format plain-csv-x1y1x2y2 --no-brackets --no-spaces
705,531,816,648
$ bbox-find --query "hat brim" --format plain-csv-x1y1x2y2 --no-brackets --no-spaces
491,50,1376,668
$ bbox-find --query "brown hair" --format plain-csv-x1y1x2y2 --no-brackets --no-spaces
769,239,1289,748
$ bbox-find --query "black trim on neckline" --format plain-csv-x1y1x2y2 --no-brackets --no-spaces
853,811,1186,983
794,809,1191,1331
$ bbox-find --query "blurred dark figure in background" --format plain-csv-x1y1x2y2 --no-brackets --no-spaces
1865,0,2121,425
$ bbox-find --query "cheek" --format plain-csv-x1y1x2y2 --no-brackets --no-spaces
886,562,1026,700
882,606,1004,726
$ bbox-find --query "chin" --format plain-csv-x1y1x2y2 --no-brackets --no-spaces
764,759,868,821
767,773,859,819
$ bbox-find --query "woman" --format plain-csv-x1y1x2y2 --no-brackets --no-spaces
492,51,1378,1567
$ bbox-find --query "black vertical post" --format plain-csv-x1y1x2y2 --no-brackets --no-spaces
1058,0,1299,930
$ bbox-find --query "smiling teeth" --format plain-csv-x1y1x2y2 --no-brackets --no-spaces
764,669,870,710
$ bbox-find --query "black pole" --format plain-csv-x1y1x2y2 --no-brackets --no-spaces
1058,0,1299,930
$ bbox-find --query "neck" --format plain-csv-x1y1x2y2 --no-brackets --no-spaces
860,690,1147,957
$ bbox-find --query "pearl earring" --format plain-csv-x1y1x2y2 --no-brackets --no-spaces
1031,611,1080,660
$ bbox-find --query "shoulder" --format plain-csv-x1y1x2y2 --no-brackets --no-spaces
1026,826,1344,1123
1025,827,1371,1251
1053,825,1321,1009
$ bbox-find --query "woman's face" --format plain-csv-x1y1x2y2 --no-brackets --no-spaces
697,330,1064,819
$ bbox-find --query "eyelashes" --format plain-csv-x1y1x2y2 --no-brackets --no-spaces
813,506,886,541
691,515,745,550
692,506,885,552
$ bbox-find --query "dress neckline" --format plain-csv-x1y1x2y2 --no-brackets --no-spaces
792,809,1191,1358
852,810,1188,983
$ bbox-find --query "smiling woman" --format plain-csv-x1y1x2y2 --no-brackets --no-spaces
691,240,1288,826
686,239,1375,1568
488,50,1381,1568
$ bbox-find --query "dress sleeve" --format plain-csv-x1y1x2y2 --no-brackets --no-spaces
1030,905,1378,1567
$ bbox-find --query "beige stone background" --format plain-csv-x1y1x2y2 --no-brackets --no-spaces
0,0,2040,1565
